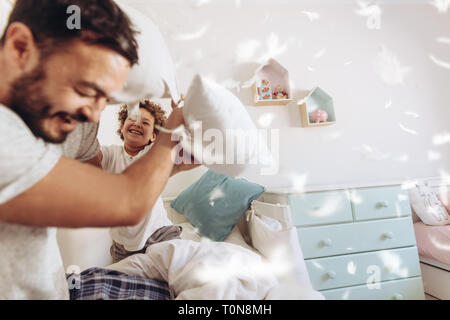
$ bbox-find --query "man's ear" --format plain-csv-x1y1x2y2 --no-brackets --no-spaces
3,22,40,72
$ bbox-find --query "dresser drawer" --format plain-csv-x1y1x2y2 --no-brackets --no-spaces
305,247,421,290
288,190,353,227
351,186,411,221
297,217,417,259
321,277,424,300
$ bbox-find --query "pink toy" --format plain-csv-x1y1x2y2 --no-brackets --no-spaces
309,109,328,123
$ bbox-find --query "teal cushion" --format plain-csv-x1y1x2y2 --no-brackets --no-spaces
171,170,265,241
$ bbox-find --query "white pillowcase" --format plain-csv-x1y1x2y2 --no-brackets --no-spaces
111,1,180,104
248,200,320,296
181,74,273,177
408,181,450,226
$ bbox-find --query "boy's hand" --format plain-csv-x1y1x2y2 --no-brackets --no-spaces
170,151,201,177
164,94,185,130
171,94,184,109
171,162,201,177
164,107,185,130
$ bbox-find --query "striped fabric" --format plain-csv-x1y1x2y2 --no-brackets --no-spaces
67,267,172,300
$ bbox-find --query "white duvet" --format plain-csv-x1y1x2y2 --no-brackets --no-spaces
107,238,277,299
106,223,323,300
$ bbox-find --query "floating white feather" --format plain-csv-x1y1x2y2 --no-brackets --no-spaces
127,103,141,123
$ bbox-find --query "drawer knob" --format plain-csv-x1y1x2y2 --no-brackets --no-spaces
392,293,404,300
319,238,332,247
375,201,389,209
381,232,394,240
326,271,336,279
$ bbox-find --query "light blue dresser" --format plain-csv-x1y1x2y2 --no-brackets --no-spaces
263,184,425,300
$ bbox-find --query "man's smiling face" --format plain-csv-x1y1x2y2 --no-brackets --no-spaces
9,39,130,143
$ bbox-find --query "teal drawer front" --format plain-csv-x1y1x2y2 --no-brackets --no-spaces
297,217,417,259
288,190,353,227
321,277,425,300
351,186,411,221
305,247,421,290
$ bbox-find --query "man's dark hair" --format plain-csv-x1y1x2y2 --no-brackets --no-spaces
0,0,138,65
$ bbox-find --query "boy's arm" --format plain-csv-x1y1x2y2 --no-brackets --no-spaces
0,108,184,228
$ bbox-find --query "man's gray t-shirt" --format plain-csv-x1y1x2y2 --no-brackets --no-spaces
0,104,99,299
59,120,100,161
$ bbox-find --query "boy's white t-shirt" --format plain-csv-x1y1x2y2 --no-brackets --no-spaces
101,144,173,251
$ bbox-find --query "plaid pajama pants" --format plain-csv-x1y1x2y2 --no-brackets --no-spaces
66,267,172,300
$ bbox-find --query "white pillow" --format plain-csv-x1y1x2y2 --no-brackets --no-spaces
111,1,180,104
408,181,450,226
248,200,316,291
180,74,273,177
251,199,294,229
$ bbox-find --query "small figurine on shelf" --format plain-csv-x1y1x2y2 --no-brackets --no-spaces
272,85,289,99
309,109,328,123
258,79,272,100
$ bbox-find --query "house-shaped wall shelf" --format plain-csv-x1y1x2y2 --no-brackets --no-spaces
298,86,336,127
252,58,294,106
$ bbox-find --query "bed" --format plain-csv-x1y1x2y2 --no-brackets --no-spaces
57,197,323,300
411,178,450,300
413,222,450,300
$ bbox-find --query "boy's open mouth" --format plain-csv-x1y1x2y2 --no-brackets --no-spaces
128,128,143,136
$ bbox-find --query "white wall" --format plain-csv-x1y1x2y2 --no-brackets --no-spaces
0,0,13,34
98,0,450,196
1,0,448,195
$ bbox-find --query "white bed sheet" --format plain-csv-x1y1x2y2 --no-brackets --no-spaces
57,201,322,299
106,205,323,300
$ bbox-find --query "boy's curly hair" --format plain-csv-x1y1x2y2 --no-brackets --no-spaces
117,100,167,141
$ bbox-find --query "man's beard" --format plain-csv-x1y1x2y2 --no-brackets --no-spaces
9,66,86,144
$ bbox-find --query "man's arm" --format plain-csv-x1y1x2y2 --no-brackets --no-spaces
0,109,183,228
84,150,103,168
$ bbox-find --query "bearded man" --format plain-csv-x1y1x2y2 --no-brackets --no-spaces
0,0,192,299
